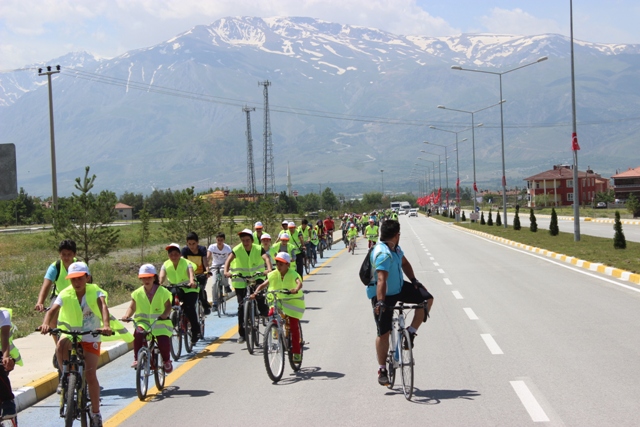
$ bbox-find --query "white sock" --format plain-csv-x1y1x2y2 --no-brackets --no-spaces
407,326,417,334
379,365,386,370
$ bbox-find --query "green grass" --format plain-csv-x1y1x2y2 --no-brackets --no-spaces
433,215,640,274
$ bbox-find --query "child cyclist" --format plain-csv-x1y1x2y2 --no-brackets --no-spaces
347,223,359,252
39,261,133,427
250,252,305,362
0,307,22,420
121,264,173,373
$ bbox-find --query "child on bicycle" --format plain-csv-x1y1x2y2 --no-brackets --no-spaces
250,252,305,362
121,264,173,373
347,223,358,252
39,261,132,427
0,307,22,420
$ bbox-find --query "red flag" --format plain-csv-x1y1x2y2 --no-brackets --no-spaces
473,182,478,193
571,132,580,151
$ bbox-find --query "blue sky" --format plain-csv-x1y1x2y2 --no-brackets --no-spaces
1,0,639,69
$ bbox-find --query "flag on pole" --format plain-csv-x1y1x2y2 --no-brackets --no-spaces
571,132,580,151
473,182,478,193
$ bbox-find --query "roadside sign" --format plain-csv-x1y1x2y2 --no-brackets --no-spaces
0,143,17,201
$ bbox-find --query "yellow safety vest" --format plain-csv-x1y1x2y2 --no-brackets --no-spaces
365,225,379,242
348,227,358,238
50,257,77,296
56,284,133,343
266,269,305,320
310,226,320,245
163,258,198,294
131,286,173,338
298,226,312,243
253,231,263,245
270,242,299,272
230,243,266,289
0,308,22,366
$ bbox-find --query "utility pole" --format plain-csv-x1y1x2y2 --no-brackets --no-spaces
38,65,61,209
242,105,257,195
259,81,275,197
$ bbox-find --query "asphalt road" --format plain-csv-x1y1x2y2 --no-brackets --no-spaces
17,216,640,426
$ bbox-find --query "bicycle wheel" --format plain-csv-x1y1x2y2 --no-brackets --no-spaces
387,335,396,389
78,377,88,427
243,299,255,354
311,251,316,268
64,374,76,427
153,350,166,391
170,311,182,361
220,285,227,315
327,234,332,250
198,301,206,338
263,323,285,382
400,329,414,400
136,348,150,400
183,317,193,353
213,279,221,318
319,241,324,259
287,322,303,372
304,256,310,274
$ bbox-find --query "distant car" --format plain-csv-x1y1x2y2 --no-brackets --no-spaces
595,202,607,209
398,210,406,215
408,209,418,217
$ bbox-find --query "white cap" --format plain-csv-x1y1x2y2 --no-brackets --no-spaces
350,223,355,228
280,233,290,240
288,221,296,227
282,220,289,225
238,228,253,237
255,221,263,229
138,264,157,277
65,262,90,279
275,252,291,264
260,233,271,240
165,243,181,251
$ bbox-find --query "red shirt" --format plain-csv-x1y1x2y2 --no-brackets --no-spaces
323,219,334,231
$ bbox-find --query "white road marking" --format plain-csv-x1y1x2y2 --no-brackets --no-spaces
463,307,478,320
438,268,445,274
480,334,503,354
452,290,463,299
443,278,452,285
433,262,440,266
430,257,435,260
510,381,550,422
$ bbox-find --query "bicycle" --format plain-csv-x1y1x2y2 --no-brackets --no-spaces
318,236,327,259
194,276,208,340
164,281,192,361
122,318,167,400
210,267,227,318
348,236,356,254
326,230,333,250
263,290,304,382
41,328,105,427
232,273,265,355
385,302,425,400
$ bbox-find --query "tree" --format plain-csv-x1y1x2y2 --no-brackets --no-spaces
626,193,640,218
529,209,538,232
461,211,466,221
487,209,493,226
549,208,559,236
119,191,144,217
594,189,615,204
480,212,486,225
613,210,626,249
161,187,203,242
321,188,339,211
50,166,119,264
513,206,521,230
496,210,502,226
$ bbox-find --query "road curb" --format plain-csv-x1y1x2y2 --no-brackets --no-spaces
14,340,134,412
433,217,640,286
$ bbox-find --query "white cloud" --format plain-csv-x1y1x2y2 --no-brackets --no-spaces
479,7,563,36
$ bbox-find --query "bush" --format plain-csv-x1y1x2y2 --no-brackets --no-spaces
480,212,485,225
549,208,559,236
513,206,521,230
461,211,466,221
487,209,493,226
529,209,538,232
614,210,627,249
496,211,502,227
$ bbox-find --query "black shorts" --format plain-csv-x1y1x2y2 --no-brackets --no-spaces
371,281,433,336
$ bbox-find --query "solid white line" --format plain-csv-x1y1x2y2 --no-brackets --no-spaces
510,381,550,422
443,278,452,285
480,333,503,354
452,290,463,299
463,307,478,320
433,262,440,266
438,268,445,274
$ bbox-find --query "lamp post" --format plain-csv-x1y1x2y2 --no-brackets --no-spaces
38,65,61,210
419,152,442,192
452,56,548,228
423,142,450,196
425,133,468,219
570,0,581,241
435,101,504,213
380,169,384,196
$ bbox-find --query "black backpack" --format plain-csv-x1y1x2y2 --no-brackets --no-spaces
359,247,376,286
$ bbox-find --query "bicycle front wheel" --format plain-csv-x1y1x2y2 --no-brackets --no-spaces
79,377,88,427
183,318,193,353
213,280,221,318
136,348,150,400
153,350,166,391
64,374,77,427
387,335,396,389
400,330,414,400
287,322,304,372
170,311,182,361
220,287,227,315
263,323,285,382
198,301,206,338
243,300,255,354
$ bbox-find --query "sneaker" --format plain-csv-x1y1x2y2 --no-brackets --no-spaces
378,368,390,386
238,336,245,344
404,332,416,350
224,285,232,294
163,361,173,374
204,307,211,315
90,412,103,427
1,400,16,419
292,353,302,362
131,360,138,368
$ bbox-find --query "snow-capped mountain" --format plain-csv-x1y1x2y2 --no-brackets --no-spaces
2,16,640,196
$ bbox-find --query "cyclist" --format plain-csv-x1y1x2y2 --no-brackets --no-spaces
250,252,304,362
0,307,21,420
121,264,173,373
275,220,290,243
253,221,265,244
224,229,272,344
182,232,212,315
159,243,201,344
260,233,274,267
365,218,379,249
35,239,77,314
368,220,434,386
298,219,316,267
287,222,305,277
269,233,299,275
39,261,132,427
207,232,233,310
323,215,335,245
347,223,359,252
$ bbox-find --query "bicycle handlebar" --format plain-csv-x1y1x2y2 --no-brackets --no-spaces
37,327,105,338
163,281,192,289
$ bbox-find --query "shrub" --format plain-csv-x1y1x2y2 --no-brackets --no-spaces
513,206,521,230
480,212,486,225
487,209,493,226
549,208,559,236
461,211,466,221
614,210,627,249
529,209,538,232
496,211,502,227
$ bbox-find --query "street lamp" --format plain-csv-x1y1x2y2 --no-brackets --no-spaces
419,151,442,190
380,169,384,195
452,56,548,228
435,101,504,213
425,134,467,219
415,160,436,194
38,65,61,210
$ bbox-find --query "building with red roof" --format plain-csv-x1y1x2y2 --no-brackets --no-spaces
523,165,608,207
611,166,640,202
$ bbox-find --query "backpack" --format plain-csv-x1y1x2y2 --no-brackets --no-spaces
359,247,376,286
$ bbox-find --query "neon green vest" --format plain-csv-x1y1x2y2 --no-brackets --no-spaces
230,243,266,288
131,286,173,337
310,226,319,245
266,269,305,320
288,228,302,249
298,226,312,243
163,258,198,294
56,284,133,343
253,231,263,245
270,242,299,272
348,227,358,238
50,258,77,295
365,225,379,242
0,308,22,366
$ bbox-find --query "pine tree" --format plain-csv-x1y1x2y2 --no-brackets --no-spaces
513,206,521,230
461,211,466,221
487,209,494,226
614,210,627,249
549,208,559,236
480,212,486,225
529,209,538,232
496,210,502,226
